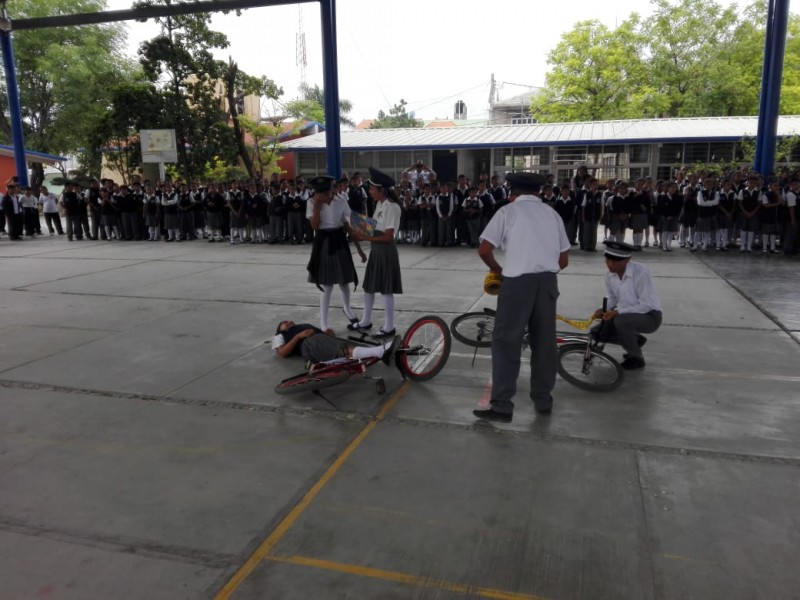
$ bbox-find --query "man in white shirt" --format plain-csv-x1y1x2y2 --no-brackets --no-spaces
594,241,663,370
38,186,64,235
474,172,570,422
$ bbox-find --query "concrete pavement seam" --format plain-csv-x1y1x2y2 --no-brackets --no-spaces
0,515,235,569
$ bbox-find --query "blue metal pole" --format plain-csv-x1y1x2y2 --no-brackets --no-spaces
0,13,29,187
319,0,342,178
753,0,776,175
758,0,790,176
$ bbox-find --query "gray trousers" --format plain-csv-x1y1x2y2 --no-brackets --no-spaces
491,272,559,414
596,311,662,359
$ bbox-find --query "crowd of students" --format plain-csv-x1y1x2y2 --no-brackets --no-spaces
1,164,797,256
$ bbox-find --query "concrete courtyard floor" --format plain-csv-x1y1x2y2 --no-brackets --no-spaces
1,234,798,600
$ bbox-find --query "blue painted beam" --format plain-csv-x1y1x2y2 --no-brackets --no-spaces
0,22,29,187
319,0,342,178
754,0,790,176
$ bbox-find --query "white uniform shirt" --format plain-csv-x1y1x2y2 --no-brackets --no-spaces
605,261,662,314
697,190,719,207
785,190,797,210
305,194,351,229
373,199,401,232
480,195,570,277
19,193,38,209
40,193,59,213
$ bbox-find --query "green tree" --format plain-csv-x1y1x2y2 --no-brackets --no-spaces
222,57,283,179
285,83,355,127
530,17,657,123
134,0,236,181
90,78,164,184
2,0,133,186
646,0,739,117
369,99,423,129
236,114,284,180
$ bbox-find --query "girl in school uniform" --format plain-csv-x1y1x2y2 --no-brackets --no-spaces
695,178,720,251
760,181,782,254
348,167,403,337
143,184,160,241
717,179,736,250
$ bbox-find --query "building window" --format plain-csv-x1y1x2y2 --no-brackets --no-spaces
684,143,710,164
511,116,537,125
298,153,319,173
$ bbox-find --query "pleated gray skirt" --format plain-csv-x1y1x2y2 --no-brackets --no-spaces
363,242,402,294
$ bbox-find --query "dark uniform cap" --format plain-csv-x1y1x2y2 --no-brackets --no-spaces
367,167,395,188
308,175,336,193
604,240,635,260
505,172,546,191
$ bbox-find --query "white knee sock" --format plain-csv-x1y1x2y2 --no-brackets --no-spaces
339,284,356,320
352,337,394,360
320,285,333,330
360,293,375,327
382,294,395,331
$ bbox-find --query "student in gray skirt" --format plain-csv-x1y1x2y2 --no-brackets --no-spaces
348,167,403,337
307,175,367,332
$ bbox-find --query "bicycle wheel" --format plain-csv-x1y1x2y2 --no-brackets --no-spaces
557,343,624,392
274,370,351,395
399,315,451,381
450,312,494,348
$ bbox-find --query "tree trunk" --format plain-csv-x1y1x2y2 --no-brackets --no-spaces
226,59,255,179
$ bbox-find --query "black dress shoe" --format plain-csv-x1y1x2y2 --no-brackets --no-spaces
621,356,646,370
375,327,396,337
343,310,359,325
472,408,513,423
347,322,372,331
381,336,400,366
535,406,552,415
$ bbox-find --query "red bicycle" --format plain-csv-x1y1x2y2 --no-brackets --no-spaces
274,315,451,396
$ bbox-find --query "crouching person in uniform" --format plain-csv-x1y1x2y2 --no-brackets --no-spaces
272,320,397,365
593,241,663,370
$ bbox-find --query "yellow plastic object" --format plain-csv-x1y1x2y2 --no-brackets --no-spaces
556,315,596,331
483,272,503,295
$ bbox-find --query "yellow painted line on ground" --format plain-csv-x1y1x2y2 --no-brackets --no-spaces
267,555,552,600
214,380,411,600
659,553,723,567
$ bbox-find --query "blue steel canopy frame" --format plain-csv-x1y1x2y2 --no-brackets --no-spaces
0,1,793,186
0,0,344,186
754,0,790,177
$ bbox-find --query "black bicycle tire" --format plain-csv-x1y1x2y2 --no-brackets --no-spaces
450,312,494,348
399,315,451,381
274,370,351,395
557,343,624,392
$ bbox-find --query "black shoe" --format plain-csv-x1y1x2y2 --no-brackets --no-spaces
347,322,372,331
375,327,396,337
343,310,359,325
534,394,553,415
472,408,512,423
621,356,646,370
381,335,400,366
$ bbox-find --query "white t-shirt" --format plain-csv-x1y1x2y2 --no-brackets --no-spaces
480,195,570,277
306,194,351,229
40,193,59,212
785,190,797,208
373,199,401,232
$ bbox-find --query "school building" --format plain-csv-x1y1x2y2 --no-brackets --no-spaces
283,115,800,184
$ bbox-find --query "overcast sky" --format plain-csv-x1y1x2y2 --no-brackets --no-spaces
104,0,758,124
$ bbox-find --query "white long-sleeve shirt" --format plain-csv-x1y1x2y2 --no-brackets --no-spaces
606,261,662,314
